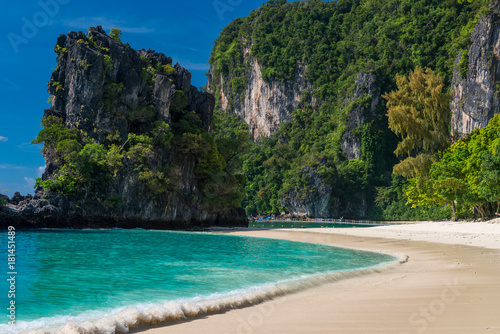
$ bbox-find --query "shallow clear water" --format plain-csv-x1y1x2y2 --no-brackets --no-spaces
0,229,395,333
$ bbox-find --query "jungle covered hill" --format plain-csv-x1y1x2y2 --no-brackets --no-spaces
207,0,499,220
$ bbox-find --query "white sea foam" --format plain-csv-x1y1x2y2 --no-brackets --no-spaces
0,259,399,334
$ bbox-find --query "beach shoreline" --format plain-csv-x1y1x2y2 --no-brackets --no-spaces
134,221,500,334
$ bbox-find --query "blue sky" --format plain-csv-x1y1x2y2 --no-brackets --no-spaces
0,0,268,197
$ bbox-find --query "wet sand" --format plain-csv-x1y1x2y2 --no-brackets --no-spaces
134,222,500,334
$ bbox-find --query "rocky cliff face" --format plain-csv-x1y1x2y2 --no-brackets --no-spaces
450,4,500,139
207,57,314,140
279,72,378,218
341,72,380,160
279,166,332,218
0,26,245,229
208,43,379,218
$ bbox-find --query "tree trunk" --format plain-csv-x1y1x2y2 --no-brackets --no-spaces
474,205,486,219
452,201,457,221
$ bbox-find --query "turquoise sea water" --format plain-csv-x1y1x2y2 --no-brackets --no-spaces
0,229,395,333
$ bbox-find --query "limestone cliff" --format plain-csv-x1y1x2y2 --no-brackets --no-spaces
450,4,500,139
279,166,332,218
341,72,380,160
208,41,379,218
207,57,314,140
0,26,245,229
279,72,379,218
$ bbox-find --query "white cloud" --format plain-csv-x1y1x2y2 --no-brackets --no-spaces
24,177,36,187
0,136,8,142
37,166,46,177
63,17,154,34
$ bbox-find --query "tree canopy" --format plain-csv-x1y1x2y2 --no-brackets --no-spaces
406,114,500,219
383,66,451,178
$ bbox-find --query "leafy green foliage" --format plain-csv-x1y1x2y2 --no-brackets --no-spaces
32,116,80,162
78,58,91,70
104,55,114,74
109,28,122,42
369,175,452,220
210,0,486,100
162,63,176,75
36,165,78,195
103,82,125,109
209,0,488,218
51,81,64,92
128,105,157,123
406,114,500,219
55,45,68,55
208,110,253,208
170,91,203,135
150,121,174,148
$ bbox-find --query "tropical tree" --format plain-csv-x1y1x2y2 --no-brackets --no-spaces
427,142,470,219
383,66,451,178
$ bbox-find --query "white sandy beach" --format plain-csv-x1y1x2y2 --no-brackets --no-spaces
294,220,500,250
133,220,500,334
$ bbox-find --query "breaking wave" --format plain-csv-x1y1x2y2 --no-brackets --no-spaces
4,259,398,334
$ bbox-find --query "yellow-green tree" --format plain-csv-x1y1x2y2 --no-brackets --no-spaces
110,28,122,42
383,67,451,178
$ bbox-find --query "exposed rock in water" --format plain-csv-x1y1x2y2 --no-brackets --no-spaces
0,26,245,229
450,4,500,139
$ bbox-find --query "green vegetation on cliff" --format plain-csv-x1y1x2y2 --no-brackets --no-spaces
210,0,491,219
33,107,247,209
33,28,249,214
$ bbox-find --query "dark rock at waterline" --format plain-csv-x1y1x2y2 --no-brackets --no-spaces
0,191,246,230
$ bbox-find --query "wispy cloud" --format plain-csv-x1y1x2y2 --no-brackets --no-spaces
63,17,154,34
0,136,8,142
174,60,209,72
37,166,46,177
0,164,25,170
162,43,201,53
17,142,42,154
1,77,21,91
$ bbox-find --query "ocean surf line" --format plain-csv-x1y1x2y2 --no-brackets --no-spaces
0,229,396,333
